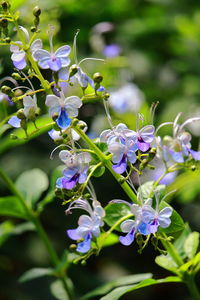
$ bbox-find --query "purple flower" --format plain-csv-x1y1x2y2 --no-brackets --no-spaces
134,125,155,152
48,121,87,141
33,45,71,71
100,123,137,144
74,66,105,92
103,44,122,58
66,198,105,253
56,151,91,190
140,205,172,234
45,94,82,129
10,39,42,70
162,114,200,162
108,139,138,174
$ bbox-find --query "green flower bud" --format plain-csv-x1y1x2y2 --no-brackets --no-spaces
104,93,110,100
81,260,87,266
12,73,22,80
72,118,79,126
33,6,41,17
69,64,78,77
191,165,196,171
1,85,12,95
20,118,27,131
93,72,103,83
136,233,144,246
30,26,37,32
69,244,77,251
17,109,26,120
14,89,23,97
1,1,10,11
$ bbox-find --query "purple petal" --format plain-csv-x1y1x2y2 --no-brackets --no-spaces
56,108,71,129
48,57,62,71
112,154,127,174
78,170,87,184
103,44,121,58
137,140,150,152
169,149,184,163
13,58,26,69
189,149,200,161
62,173,79,190
67,229,80,240
8,116,21,128
76,233,92,253
148,219,159,234
119,229,135,246
138,222,150,235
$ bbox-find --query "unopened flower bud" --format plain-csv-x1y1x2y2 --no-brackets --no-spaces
69,64,78,77
1,85,12,95
17,109,26,120
14,89,23,97
104,93,110,100
72,118,79,126
81,260,87,266
77,238,84,243
93,72,103,83
34,16,40,28
148,147,156,160
31,26,37,32
1,1,10,11
136,233,144,246
20,118,27,131
12,73,22,80
69,244,77,251
191,165,196,171
151,236,158,249
33,6,41,17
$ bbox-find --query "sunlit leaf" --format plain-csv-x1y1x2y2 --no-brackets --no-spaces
19,267,53,283
104,203,132,231
183,232,199,259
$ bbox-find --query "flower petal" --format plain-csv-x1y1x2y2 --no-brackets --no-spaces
45,95,60,108
77,233,92,253
67,228,80,240
8,116,21,128
56,109,71,129
119,229,135,246
120,219,135,233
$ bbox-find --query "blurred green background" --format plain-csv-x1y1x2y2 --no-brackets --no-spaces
0,0,200,299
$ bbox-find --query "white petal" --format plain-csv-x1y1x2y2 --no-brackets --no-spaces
64,96,82,108
77,152,91,164
55,45,71,58
78,215,93,228
120,219,135,233
45,95,60,108
30,39,43,52
11,51,25,61
23,96,36,108
32,49,51,61
59,150,71,163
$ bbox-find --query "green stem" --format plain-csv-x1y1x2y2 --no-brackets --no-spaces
184,276,200,300
0,167,73,300
73,125,138,203
160,233,184,267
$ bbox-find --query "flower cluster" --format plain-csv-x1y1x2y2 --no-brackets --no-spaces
100,123,155,174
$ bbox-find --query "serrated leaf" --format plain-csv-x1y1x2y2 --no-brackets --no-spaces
19,268,53,283
81,273,152,300
158,201,185,234
155,255,178,274
104,203,132,231
0,196,28,219
184,232,199,259
15,169,49,205
100,276,182,300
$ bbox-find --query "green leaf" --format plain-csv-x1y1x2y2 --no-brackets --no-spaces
50,279,73,300
155,255,178,274
138,181,166,200
158,201,185,234
100,276,182,300
104,203,132,231
15,169,49,205
173,224,191,259
97,232,119,248
0,221,34,247
183,232,199,259
19,268,53,283
0,196,28,219
93,166,106,177
81,273,152,300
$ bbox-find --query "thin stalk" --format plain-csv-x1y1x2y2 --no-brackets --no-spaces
0,167,73,300
184,276,200,300
160,233,183,267
73,125,138,203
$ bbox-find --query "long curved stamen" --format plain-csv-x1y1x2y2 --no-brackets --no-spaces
50,144,72,160
88,180,97,201
12,86,33,91
173,112,182,137
155,122,174,135
0,76,18,86
179,117,200,133
161,189,176,203
20,71,37,101
110,199,133,210
65,198,93,216
18,26,30,43
79,57,105,66
73,29,80,65
150,101,159,125
103,98,114,129
47,24,55,53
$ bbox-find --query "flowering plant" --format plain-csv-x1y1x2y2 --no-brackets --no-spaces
0,2,199,300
